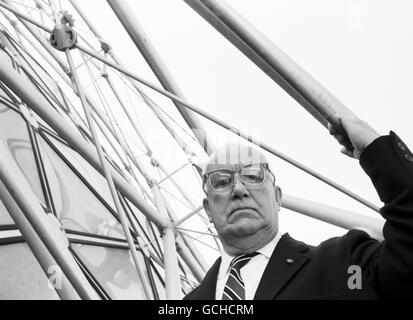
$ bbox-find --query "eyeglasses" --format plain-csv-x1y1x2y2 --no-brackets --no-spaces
203,164,275,193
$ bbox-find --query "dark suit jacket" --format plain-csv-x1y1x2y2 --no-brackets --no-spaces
184,132,413,300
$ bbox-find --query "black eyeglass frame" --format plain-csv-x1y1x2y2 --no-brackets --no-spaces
202,163,276,194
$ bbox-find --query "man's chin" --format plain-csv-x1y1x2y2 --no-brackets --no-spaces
225,222,261,237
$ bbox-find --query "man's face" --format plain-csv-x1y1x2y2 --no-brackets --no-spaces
203,144,281,254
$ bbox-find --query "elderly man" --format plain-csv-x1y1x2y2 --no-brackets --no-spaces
184,114,413,300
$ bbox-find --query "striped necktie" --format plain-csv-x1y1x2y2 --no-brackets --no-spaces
222,252,259,300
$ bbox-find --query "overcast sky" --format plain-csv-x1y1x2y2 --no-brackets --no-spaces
8,0,412,262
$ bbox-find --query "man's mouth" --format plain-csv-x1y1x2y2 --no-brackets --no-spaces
230,207,256,216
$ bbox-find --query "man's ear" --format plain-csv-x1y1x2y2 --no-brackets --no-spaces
203,198,212,222
274,185,282,207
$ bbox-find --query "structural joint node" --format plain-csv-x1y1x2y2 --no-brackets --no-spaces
50,25,77,51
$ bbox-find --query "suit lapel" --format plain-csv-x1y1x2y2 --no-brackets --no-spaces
254,233,311,300
189,257,221,300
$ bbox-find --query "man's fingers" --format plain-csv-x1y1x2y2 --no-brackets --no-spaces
327,123,338,135
329,113,379,160
340,147,357,159
331,133,352,149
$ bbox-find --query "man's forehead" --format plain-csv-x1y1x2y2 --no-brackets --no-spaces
203,143,268,174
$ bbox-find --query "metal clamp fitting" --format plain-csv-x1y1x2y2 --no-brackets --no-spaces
50,25,77,51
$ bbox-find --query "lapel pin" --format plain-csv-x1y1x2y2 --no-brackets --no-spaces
286,258,294,264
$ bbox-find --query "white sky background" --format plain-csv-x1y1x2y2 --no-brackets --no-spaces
6,0,413,265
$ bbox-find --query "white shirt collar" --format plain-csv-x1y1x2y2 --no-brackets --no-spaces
218,230,283,280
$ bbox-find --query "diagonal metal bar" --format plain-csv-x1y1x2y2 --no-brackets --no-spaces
184,0,356,140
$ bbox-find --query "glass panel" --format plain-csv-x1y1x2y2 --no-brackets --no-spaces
43,133,116,211
37,135,125,239
71,243,147,300
0,103,46,204
0,242,59,300
0,197,14,225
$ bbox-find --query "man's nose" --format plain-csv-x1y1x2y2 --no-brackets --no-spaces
231,174,249,199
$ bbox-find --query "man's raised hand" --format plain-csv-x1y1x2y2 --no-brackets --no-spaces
328,113,380,160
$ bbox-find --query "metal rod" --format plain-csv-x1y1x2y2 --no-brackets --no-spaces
175,236,205,282
92,111,130,173
282,194,384,240
174,205,204,227
106,0,215,155
157,161,191,185
0,140,99,299
81,53,146,188
116,61,198,159
158,162,197,207
159,161,221,255
65,48,153,299
82,56,155,185
89,95,152,181
9,18,68,84
46,0,60,27
68,0,104,42
124,200,163,262
17,16,69,74
182,0,325,127
158,190,208,274
90,97,154,204
175,227,218,238
152,184,182,299
75,44,380,213
178,232,220,252
104,73,152,153
184,0,356,132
